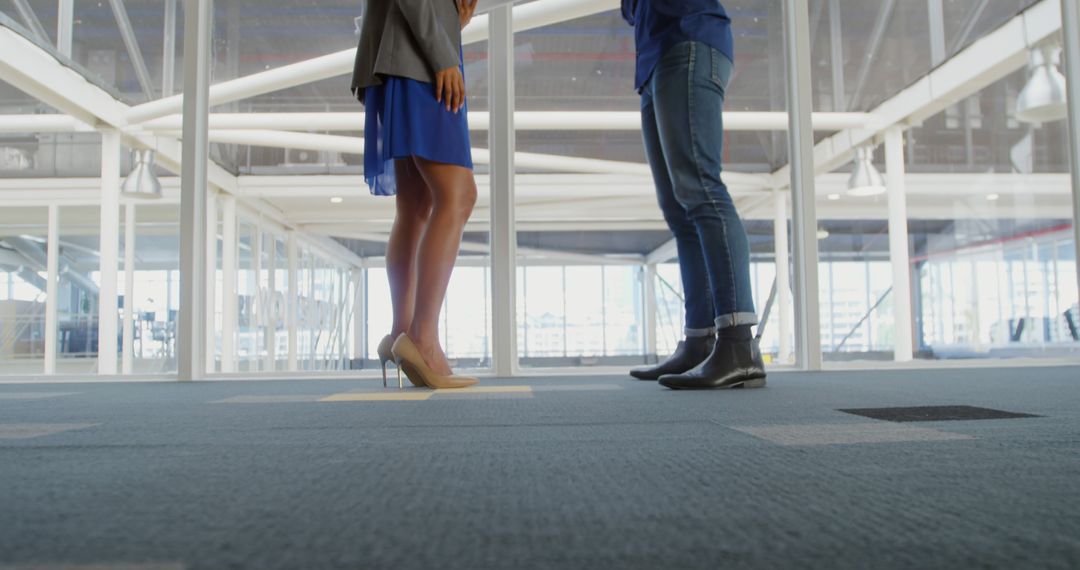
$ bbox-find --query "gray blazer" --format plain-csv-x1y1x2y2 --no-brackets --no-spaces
350,0,462,104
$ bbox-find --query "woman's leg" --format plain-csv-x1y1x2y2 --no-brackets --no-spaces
387,158,434,338
407,156,478,376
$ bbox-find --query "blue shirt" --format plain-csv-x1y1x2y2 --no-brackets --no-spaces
622,0,734,92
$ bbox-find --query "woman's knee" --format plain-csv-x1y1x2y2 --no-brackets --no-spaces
434,178,477,219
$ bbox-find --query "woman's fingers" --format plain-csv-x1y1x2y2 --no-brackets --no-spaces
435,68,466,113
454,73,465,113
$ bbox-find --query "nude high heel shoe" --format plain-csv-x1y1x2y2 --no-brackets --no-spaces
391,334,478,390
376,334,402,389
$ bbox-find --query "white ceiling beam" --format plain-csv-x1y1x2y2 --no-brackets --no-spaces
0,24,128,127
126,0,619,125
136,111,876,133
0,23,243,198
163,129,771,185
338,230,642,265
772,0,1063,185
0,115,95,133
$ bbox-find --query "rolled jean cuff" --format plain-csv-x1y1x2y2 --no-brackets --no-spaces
715,312,759,329
685,326,717,338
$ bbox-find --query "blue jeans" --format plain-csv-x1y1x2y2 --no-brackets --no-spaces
641,41,757,336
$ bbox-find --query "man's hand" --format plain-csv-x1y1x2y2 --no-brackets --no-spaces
435,66,466,113
457,0,479,29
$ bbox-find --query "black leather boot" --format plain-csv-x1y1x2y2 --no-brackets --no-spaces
629,335,715,381
658,338,767,390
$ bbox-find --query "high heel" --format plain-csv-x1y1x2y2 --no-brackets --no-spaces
391,334,478,390
376,334,402,389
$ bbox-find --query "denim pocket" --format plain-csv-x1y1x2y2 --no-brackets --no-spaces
710,48,733,96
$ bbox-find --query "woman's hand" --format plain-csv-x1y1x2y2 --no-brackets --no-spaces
457,0,479,30
435,66,466,113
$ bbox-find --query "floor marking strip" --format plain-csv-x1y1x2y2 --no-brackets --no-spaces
320,392,435,402
434,386,533,394
0,423,98,440
0,392,80,400
211,395,325,404
730,423,975,446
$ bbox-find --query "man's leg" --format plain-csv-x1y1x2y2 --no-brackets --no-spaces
649,42,765,390
629,79,717,381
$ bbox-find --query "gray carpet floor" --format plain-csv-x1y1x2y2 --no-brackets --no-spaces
1,367,1079,570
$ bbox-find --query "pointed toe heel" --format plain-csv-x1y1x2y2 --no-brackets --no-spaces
391,334,478,390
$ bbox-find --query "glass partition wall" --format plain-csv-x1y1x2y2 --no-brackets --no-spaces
0,0,1077,379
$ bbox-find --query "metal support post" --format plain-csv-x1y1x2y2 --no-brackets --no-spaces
221,195,238,372
1060,0,1080,307
177,0,213,382
287,231,299,371
57,0,73,57
784,0,823,370
643,264,658,360
205,191,217,373
163,0,177,96
488,5,518,376
44,205,59,374
98,130,121,376
773,190,794,363
122,202,136,374
885,127,914,361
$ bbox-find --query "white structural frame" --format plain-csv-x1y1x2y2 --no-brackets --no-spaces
0,0,1078,377
177,0,212,382
122,202,136,374
784,0,823,371
44,205,59,375
1061,0,1080,302
884,127,914,361
489,4,519,377
98,129,121,375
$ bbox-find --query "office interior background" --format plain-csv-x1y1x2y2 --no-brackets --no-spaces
1,0,1079,381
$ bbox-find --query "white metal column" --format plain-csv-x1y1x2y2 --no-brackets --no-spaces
783,0,823,370
488,5,518,377
205,191,217,373
251,223,262,370
773,190,793,363
98,129,121,376
177,0,213,382
287,231,299,371
1061,0,1080,304
44,204,59,375
265,229,277,371
122,202,136,374
57,0,73,57
643,264,658,359
885,127,914,361
162,0,176,97
221,195,238,372
358,270,371,364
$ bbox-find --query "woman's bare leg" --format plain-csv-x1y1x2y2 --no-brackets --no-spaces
386,159,434,338
407,156,478,376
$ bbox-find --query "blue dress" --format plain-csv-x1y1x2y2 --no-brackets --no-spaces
362,66,473,196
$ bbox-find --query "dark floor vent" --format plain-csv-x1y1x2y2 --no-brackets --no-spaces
839,406,1041,422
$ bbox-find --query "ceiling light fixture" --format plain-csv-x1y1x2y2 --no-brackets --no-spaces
827,193,841,201
120,150,162,199
846,146,887,197
1016,44,1068,124
330,197,344,204
986,193,1000,202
